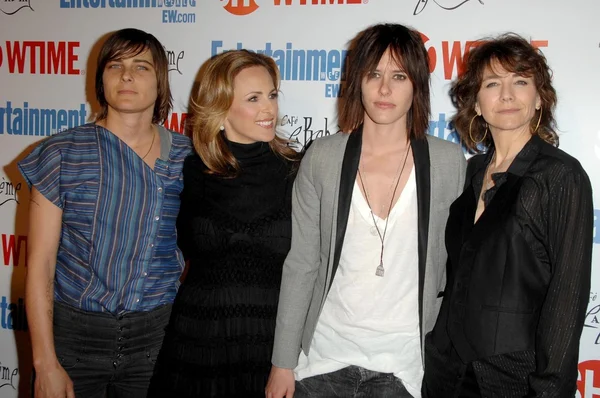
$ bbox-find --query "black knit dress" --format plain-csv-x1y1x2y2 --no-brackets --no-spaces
149,140,296,398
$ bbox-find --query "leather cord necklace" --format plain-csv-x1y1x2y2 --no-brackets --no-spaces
357,146,411,277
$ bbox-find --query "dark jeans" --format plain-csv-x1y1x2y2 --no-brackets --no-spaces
49,301,171,398
295,366,414,398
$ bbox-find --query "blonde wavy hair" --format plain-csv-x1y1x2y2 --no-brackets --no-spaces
189,49,298,176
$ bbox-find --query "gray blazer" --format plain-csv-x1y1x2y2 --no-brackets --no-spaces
272,128,467,369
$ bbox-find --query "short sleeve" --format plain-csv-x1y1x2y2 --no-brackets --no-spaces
18,138,63,208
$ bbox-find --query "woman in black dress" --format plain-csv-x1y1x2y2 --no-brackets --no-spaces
422,34,593,397
149,50,299,397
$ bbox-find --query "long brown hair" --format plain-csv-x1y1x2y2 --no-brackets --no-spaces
189,50,298,176
450,33,558,152
338,23,431,140
95,28,172,124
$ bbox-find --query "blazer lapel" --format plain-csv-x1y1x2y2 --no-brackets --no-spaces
328,127,362,293
411,136,431,337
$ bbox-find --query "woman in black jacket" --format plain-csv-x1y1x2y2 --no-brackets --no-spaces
423,34,594,397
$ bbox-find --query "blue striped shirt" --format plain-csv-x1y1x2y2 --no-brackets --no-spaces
19,123,192,314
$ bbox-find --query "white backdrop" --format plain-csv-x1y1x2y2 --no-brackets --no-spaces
1,0,599,396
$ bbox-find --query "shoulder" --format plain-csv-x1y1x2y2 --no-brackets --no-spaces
303,132,349,162
534,141,590,185
425,135,464,157
165,129,193,160
466,152,487,173
425,135,467,172
182,152,207,175
168,130,192,146
44,123,98,147
24,123,98,160
306,132,349,152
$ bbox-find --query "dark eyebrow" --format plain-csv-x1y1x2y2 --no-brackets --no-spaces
482,72,530,81
132,59,154,67
371,68,406,73
482,72,501,81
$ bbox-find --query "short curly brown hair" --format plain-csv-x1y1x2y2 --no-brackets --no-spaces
450,33,558,152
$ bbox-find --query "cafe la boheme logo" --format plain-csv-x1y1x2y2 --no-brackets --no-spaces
0,359,18,392
0,0,34,15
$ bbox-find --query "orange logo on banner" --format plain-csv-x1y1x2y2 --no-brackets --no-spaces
420,33,548,80
224,0,363,15
164,112,188,134
274,0,362,4
578,360,600,397
223,0,259,15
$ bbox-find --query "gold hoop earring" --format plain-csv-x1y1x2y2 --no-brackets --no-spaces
533,108,542,133
469,114,487,145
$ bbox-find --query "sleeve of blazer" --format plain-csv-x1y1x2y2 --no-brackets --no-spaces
271,141,322,369
527,164,593,397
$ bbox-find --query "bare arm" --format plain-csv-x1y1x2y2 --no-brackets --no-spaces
27,186,74,398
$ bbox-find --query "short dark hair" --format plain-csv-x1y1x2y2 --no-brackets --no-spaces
95,28,172,124
450,33,558,152
338,23,431,140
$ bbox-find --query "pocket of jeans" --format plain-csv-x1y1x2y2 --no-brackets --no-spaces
58,355,81,370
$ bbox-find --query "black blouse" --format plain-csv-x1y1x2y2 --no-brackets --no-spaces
425,135,594,397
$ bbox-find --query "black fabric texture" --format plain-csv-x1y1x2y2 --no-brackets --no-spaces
149,139,296,398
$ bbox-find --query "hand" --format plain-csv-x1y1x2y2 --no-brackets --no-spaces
34,362,75,398
265,365,295,398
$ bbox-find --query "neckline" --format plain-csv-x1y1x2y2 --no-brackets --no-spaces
94,123,170,171
354,166,416,222
226,137,271,161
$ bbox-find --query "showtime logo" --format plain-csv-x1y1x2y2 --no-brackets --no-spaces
420,33,549,80
1,234,27,267
0,41,81,75
163,112,188,134
578,360,600,397
223,0,362,16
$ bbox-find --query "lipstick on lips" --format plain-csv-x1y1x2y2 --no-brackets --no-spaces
375,101,395,109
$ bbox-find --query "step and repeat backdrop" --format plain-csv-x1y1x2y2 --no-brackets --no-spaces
1,0,599,396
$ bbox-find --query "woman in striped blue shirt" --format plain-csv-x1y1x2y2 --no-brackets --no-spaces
19,28,191,398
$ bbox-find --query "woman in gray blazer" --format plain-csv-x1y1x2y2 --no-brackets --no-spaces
266,23,466,398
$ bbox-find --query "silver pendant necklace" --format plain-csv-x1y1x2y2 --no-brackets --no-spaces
357,146,411,277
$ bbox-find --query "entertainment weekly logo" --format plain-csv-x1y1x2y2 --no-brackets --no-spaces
0,0,33,15
223,0,364,16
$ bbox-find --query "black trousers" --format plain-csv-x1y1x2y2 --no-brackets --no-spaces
49,301,171,398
